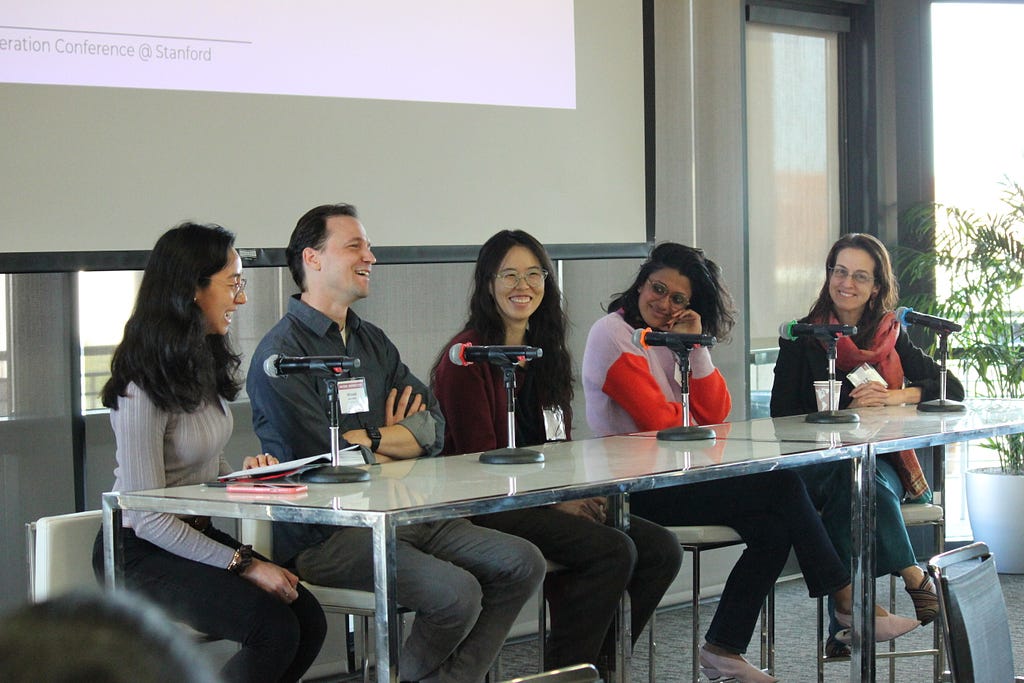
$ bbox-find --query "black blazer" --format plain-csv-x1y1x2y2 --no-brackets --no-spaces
770,327,965,417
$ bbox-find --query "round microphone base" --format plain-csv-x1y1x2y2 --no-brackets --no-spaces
917,399,967,413
479,447,545,465
295,465,371,483
805,410,860,424
656,425,716,441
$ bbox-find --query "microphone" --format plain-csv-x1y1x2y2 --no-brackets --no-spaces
778,321,857,340
631,328,716,351
263,354,361,377
448,343,543,367
895,307,962,333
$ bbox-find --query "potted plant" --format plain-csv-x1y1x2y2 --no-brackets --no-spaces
898,180,1024,573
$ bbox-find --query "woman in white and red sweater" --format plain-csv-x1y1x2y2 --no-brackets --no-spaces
582,242,918,683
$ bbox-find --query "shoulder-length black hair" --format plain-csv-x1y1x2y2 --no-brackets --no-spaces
804,233,899,346
606,242,737,342
431,230,574,415
101,222,242,412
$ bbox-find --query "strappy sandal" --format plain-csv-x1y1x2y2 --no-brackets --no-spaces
906,574,939,625
825,635,851,659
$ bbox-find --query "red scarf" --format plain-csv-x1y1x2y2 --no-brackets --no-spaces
819,311,930,500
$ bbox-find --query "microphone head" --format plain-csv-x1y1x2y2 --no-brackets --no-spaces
262,354,281,378
631,328,650,349
895,307,912,326
778,320,797,341
448,342,469,366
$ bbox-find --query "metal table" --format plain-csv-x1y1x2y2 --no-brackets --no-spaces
103,398,1024,682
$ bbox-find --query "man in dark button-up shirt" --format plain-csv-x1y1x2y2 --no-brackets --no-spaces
246,203,544,683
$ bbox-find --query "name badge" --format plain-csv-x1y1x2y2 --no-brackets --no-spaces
544,407,567,441
336,378,370,414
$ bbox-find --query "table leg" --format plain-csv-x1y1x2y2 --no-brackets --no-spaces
101,495,124,589
372,516,400,683
850,445,877,681
607,492,632,683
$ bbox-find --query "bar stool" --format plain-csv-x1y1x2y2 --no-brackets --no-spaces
815,502,945,683
648,526,775,683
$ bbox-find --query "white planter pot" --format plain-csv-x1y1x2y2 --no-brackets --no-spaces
965,467,1024,574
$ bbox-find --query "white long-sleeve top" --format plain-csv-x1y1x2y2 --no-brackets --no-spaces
110,382,235,568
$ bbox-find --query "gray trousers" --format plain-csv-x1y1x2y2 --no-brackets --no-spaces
295,518,546,682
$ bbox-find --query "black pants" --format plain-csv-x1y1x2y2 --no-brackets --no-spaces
473,508,682,670
92,526,326,683
630,470,850,654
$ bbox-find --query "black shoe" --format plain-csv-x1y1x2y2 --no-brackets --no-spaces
825,635,851,659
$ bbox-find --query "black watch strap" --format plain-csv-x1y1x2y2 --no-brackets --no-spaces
365,426,382,453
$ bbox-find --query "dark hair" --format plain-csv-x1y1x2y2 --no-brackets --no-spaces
101,222,241,412
0,591,219,683
606,242,737,342
804,233,899,345
431,230,574,415
286,203,359,291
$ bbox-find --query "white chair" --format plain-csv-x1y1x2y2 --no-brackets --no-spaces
26,509,103,601
648,526,775,683
240,518,402,683
816,502,945,683
27,509,223,646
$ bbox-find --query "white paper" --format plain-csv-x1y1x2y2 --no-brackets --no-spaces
219,447,363,480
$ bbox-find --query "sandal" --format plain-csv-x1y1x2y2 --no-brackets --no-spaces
825,635,851,659
905,574,939,625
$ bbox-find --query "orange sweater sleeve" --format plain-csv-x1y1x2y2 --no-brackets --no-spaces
602,353,732,430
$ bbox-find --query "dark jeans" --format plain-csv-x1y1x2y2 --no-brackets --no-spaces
294,518,545,683
472,509,682,670
630,470,850,654
92,526,326,683
801,457,918,638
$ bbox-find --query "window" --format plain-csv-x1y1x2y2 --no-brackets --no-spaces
745,21,841,416
78,271,141,411
931,1,1024,539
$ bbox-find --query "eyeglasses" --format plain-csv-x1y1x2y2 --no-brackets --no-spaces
495,268,547,289
828,266,874,285
226,278,247,300
646,279,690,308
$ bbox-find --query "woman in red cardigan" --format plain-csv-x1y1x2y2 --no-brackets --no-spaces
431,230,682,678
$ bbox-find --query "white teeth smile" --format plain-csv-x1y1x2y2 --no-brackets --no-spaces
356,269,370,277
510,296,531,303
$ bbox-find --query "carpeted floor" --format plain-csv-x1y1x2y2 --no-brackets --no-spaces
493,572,1024,682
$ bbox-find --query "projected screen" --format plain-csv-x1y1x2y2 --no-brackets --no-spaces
1,1,646,259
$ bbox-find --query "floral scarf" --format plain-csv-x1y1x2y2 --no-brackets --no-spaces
823,311,931,501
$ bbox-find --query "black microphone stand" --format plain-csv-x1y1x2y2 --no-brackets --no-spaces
297,376,371,483
479,362,545,464
806,334,859,424
659,343,717,441
917,328,966,413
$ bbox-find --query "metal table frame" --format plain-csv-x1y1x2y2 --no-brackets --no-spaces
103,399,1024,682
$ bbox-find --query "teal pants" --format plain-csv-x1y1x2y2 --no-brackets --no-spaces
799,457,919,638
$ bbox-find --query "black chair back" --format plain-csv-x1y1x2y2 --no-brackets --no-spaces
928,542,1015,682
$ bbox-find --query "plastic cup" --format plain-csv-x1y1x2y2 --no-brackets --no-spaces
813,380,842,411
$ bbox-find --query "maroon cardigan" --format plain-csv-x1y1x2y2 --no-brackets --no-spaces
433,329,571,455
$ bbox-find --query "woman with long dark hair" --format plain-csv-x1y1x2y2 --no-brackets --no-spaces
431,230,682,676
771,233,962,657
92,222,326,683
582,242,919,682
